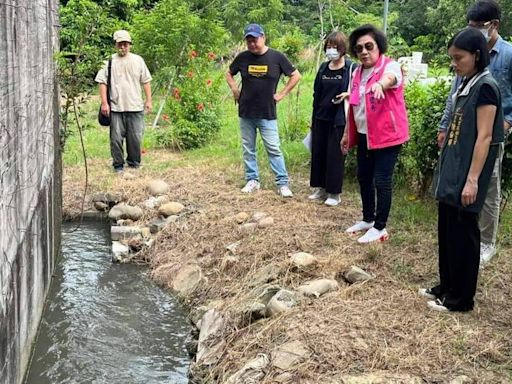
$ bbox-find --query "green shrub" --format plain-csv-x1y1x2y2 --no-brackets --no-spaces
155,50,223,150
401,80,450,196
502,139,512,202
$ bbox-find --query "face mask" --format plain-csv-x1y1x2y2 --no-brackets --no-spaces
478,26,492,43
325,48,340,61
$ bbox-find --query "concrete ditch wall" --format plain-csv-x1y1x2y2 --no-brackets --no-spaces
0,1,61,383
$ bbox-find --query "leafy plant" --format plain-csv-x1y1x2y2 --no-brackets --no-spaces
132,0,227,74
58,0,122,149
155,51,223,149
401,79,450,196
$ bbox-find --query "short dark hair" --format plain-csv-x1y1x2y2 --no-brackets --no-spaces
448,27,490,72
323,31,348,55
349,24,387,57
467,0,501,22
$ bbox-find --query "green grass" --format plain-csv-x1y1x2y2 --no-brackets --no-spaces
63,70,316,182
62,69,511,249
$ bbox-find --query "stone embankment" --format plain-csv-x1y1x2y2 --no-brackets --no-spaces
76,169,507,384
91,179,390,383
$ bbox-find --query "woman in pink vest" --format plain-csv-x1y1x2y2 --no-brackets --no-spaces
341,24,409,244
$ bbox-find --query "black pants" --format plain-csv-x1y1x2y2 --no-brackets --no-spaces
310,119,345,194
110,111,144,169
437,202,480,311
357,134,400,230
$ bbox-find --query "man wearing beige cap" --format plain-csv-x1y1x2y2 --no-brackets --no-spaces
95,30,152,172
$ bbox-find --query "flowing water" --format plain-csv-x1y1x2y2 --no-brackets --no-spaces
24,221,189,384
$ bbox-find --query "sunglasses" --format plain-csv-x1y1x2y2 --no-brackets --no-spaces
355,42,376,54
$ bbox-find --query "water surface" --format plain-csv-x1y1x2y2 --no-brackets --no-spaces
25,221,189,384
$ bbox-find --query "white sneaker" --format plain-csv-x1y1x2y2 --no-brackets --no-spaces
427,298,449,312
241,180,260,193
345,220,375,234
308,188,327,200
480,243,496,266
278,185,293,198
324,194,340,207
357,227,389,244
418,288,437,300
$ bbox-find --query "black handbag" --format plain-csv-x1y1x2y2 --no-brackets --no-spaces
98,59,112,126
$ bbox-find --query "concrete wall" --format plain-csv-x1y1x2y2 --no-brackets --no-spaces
0,1,61,383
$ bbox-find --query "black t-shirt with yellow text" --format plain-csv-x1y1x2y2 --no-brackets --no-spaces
229,48,296,119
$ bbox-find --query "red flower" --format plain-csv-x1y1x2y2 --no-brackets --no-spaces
196,102,205,112
206,79,213,87
189,50,197,59
162,114,170,121
186,70,194,78
172,88,181,100
207,52,216,61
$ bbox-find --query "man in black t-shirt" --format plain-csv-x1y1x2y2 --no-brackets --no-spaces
226,23,301,197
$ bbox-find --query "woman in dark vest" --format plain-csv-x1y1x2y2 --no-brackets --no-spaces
308,31,355,207
420,27,504,312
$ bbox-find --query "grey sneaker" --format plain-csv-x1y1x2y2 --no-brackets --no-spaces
480,243,496,266
241,180,260,193
308,188,327,200
278,185,293,198
324,193,340,206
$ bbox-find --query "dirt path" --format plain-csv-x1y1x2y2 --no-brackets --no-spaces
63,150,512,383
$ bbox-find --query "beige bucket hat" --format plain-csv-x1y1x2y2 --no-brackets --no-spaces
113,30,132,43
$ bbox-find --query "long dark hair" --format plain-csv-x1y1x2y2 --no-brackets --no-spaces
448,27,490,72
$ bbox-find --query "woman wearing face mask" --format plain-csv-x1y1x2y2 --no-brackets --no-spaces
340,24,409,244
420,27,504,312
309,31,355,207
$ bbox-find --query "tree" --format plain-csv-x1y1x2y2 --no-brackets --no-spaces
395,0,439,46
58,0,121,147
132,0,227,74
222,0,285,39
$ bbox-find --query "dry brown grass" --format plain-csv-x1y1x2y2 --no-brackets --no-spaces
63,149,512,383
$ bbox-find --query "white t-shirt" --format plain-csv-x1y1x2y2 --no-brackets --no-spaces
353,61,402,135
95,53,152,112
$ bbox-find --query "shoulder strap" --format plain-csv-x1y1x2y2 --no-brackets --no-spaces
319,61,329,73
344,60,355,119
347,61,354,91
106,59,112,105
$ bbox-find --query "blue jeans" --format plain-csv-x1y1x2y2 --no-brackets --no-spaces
239,118,289,186
357,134,401,230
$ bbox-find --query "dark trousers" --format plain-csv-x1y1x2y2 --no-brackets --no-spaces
310,119,345,194
356,134,400,230
110,111,144,169
437,202,479,311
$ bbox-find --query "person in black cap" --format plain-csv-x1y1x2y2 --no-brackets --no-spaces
226,23,301,197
